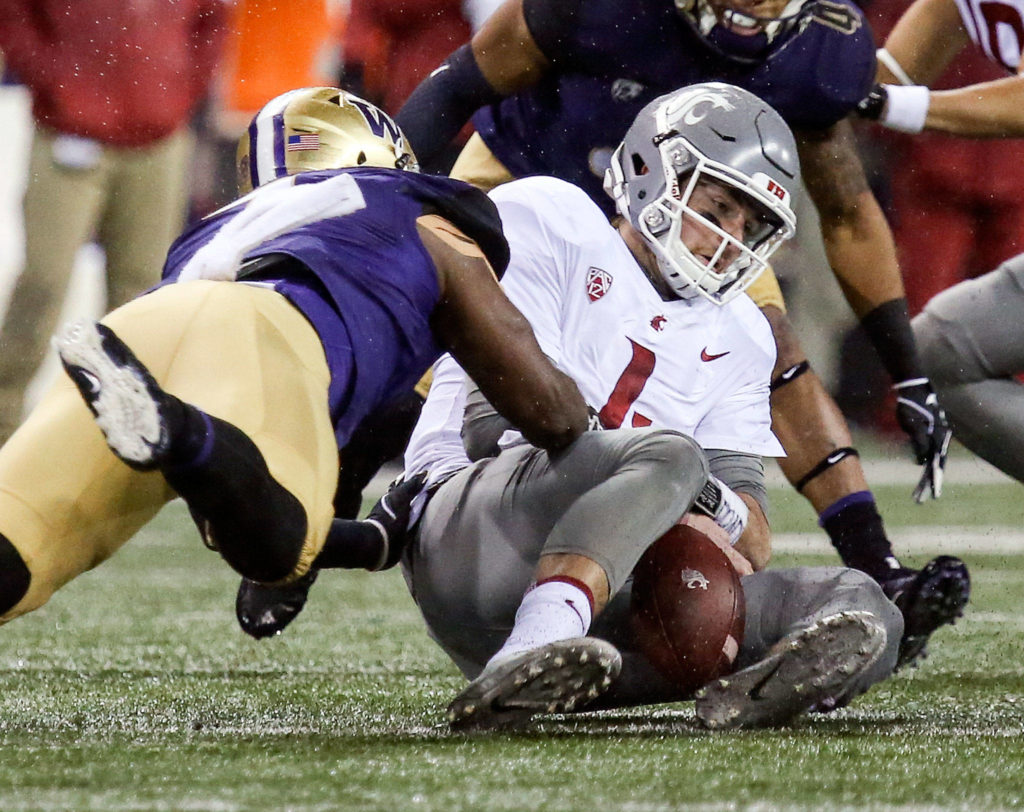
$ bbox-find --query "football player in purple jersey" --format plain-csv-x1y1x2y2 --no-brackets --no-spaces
386,0,969,668
0,88,591,631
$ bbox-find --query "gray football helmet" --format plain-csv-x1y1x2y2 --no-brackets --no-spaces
604,82,799,305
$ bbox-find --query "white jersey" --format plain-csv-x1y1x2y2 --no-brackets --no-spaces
404,176,782,488
495,176,782,456
954,0,1024,72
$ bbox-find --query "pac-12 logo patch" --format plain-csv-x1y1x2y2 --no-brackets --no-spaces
587,267,613,301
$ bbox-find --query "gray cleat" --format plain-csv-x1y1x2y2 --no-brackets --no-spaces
448,637,622,732
55,320,170,470
695,610,887,730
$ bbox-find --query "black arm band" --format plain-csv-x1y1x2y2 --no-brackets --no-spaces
395,44,504,167
859,298,923,383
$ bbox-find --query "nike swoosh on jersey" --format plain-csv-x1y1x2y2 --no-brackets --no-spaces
700,348,730,362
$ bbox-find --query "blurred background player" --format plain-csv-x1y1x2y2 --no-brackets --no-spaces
399,86,901,730
859,0,1024,485
0,89,590,630
393,0,968,664
0,0,229,445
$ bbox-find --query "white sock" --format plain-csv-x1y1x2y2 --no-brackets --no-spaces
487,579,593,668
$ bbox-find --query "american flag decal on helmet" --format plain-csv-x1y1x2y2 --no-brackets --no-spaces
287,133,320,151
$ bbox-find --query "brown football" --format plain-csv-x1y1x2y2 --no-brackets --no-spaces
630,522,745,695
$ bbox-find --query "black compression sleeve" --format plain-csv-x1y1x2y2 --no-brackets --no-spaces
395,44,504,167
522,0,584,62
859,297,923,383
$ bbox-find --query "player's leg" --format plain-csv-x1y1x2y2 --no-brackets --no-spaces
234,384,428,638
0,342,177,624
99,129,192,309
0,129,109,444
588,566,901,727
56,281,338,584
412,428,707,729
694,566,902,728
753,276,967,665
914,253,1024,482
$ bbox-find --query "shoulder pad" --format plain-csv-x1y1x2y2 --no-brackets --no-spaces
775,0,877,129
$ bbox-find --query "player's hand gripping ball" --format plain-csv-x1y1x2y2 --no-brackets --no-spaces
630,520,745,695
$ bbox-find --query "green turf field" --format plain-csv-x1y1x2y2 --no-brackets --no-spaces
1,448,1022,811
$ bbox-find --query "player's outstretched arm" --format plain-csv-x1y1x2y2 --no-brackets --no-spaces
877,0,968,87
863,0,1024,137
421,225,589,455
396,0,550,167
797,123,951,493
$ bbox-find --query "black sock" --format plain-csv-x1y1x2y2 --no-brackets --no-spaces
314,519,387,571
819,491,904,581
159,400,308,583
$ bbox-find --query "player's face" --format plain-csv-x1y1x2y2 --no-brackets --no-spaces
708,0,791,34
679,178,759,271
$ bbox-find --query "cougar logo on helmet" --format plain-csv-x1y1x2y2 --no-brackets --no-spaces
603,82,799,305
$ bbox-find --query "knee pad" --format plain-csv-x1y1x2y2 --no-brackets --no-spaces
0,532,30,616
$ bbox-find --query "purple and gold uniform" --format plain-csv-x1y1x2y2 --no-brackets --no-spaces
0,167,507,621
162,167,506,446
471,0,876,214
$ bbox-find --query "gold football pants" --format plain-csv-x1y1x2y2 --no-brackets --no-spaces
0,281,338,623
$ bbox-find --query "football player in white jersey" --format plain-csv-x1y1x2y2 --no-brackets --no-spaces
858,0,1024,485
402,84,902,731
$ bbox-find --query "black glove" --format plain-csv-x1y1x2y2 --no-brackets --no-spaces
365,472,428,569
893,378,951,502
856,84,889,120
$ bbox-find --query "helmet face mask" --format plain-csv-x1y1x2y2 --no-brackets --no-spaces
604,83,799,305
675,0,814,62
236,87,419,194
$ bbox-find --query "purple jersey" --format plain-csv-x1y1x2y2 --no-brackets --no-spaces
161,168,507,447
474,0,876,213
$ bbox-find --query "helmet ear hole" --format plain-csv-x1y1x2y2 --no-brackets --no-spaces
356,151,367,165
631,153,648,176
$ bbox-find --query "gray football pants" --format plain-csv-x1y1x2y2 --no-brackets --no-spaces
403,430,902,707
914,252,1024,483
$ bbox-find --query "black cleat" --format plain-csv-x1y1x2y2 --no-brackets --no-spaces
55,320,172,471
881,555,970,669
236,569,319,639
448,638,621,732
696,611,887,730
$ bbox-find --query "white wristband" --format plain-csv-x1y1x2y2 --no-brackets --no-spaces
880,84,930,134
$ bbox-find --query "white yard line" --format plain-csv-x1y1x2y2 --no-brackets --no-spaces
766,452,1016,488
773,526,1024,555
